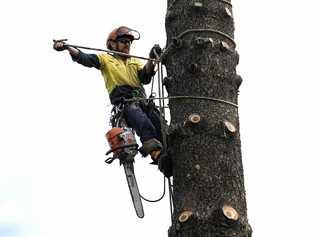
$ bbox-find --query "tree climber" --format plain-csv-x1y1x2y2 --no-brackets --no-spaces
53,26,163,162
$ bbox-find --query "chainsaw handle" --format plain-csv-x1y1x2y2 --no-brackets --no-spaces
105,157,116,164
105,143,138,156
53,39,68,43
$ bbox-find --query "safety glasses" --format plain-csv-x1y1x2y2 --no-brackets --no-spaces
117,38,132,45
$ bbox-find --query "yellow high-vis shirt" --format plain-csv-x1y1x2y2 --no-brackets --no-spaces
97,53,144,94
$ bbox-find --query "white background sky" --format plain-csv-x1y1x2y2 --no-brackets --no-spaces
1,0,316,237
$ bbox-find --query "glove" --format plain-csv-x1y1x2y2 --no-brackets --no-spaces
149,44,162,59
53,40,68,51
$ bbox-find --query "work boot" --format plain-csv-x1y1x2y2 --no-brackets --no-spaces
150,149,162,165
158,150,173,178
141,138,162,156
151,149,161,160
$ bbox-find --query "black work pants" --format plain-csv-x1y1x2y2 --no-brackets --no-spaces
123,102,162,143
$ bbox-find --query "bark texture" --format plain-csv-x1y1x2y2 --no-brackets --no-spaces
163,0,252,236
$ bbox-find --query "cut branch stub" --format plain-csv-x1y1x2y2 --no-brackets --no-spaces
188,113,201,124
224,120,236,133
221,41,231,51
235,74,243,88
178,210,193,223
222,205,239,221
225,7,233,18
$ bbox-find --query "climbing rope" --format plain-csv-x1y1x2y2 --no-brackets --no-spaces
156,53,174,220
125,95,238,108
62,42,159,62
160,27,236,61
168,0,232,11
140,176,166,203
140,48,239,220
220,0,233,7
176,28,235,48
146,53,175,220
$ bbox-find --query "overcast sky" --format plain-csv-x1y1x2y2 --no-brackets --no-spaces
1,0,316,237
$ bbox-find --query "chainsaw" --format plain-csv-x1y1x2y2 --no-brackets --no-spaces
105,121,144,218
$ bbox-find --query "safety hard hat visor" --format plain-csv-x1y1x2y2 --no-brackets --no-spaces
116,26,140,41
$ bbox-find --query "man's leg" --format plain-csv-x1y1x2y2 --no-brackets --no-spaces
146,107,163,142
123,103,162,157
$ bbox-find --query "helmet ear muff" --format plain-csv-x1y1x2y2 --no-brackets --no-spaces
107,40,117,50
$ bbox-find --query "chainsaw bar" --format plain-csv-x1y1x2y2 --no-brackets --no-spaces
123,161,144,218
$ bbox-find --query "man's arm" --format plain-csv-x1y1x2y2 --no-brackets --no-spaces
138,60,156,84
138,44,162,84
53,41,100,69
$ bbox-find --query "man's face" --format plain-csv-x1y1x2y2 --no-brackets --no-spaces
116,37,132,54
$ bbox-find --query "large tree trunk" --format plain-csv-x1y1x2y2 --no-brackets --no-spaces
162,0,252,236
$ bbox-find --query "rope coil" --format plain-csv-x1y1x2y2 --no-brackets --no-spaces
140,176,166,203
160,28,236,61
168,0,232,11
125,95,238,108
176,28,235,48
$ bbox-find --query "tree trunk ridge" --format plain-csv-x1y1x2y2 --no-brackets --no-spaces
164,0,252,236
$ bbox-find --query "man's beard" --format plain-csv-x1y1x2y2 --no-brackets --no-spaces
121,47,130,54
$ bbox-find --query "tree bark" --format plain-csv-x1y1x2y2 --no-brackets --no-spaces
163,0,252,236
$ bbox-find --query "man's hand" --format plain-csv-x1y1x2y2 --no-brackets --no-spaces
149,44,162,59
53,39,68,51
